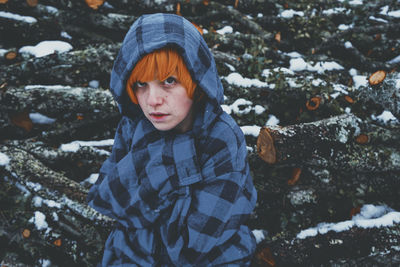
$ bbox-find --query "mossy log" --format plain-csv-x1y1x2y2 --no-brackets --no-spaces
0,43,119,88
256,113,400,172
0,145,112,266
0,85,119,141
254,223,400,266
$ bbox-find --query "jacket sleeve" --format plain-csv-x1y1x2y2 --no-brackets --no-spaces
159,121,257,266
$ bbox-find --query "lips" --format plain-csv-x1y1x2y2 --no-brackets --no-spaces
150,112,168,120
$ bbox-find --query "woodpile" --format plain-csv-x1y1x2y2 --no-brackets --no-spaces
1,0,399,266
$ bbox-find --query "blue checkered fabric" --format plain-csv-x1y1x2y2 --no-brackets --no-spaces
87,13,257,266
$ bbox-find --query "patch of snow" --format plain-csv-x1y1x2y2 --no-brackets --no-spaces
349,68,358,76
0,152,10,166
349,0,363,5
221,104,232,115
29,113,56,124
252,229,267,244
344,41,353,48
297,204,400,239
388,55,400,64
352,75,368,89
284,51,303,58
52,212,59,221
61,31,72,39
372,111,399,125
224,63,236,71
240,125,261,137
89,80,100,88
26,181,43,192
279,9,304,19
289,58,344,73
0,11,37,23
312,78,325,87
25,85,72,90
230,98,253,115
81,173,99,185
29,211,49,230
224,72,269,88
333,84,349,95
33,196,43,207
266,115,280,126
216,26,233,35
254,105,266,115
369,16,388,23
338,24,353,31
19,40,73,58
44,199,62,209
322,8,346,15
60,139,114,153
45,5,58,14
39,259,52,267
388,10,400,18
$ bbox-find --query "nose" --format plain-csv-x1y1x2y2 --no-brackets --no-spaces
146,84,164,107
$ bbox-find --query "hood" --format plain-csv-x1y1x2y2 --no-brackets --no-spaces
110,13,224,120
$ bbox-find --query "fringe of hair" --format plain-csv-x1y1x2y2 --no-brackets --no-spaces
126,48,197,104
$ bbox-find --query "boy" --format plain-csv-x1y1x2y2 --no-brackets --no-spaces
87,13,257,266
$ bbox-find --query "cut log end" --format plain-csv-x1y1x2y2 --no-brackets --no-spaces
26,0,38,7
306,96,321,111
355,134,369,144
257,127,277,164
368,70,386,86
5,51,17,61
85,0,105,10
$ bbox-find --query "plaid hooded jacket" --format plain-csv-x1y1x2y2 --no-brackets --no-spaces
87,13,257,266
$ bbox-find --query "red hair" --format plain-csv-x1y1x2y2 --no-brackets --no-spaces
126,48,197,104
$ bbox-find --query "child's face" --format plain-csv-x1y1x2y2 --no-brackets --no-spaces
135,76,194,133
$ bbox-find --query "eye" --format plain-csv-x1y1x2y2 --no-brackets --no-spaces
163,77,177,86
135,81,147,89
